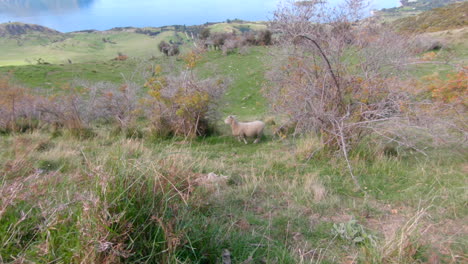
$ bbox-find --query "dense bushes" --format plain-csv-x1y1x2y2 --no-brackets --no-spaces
0,50,227,138
201,29,273,55
263,0,467,189
158,40,180,56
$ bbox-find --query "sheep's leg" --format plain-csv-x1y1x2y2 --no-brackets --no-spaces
241,135,248,144
254,137,260,144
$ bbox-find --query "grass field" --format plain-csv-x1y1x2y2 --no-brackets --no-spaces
0,30,188,66
208,22,267,34
0,23,467,263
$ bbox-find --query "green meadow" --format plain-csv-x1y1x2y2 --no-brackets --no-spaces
0,17,466,264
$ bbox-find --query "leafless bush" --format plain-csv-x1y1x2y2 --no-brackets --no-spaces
158,41,180,56
37,80,143,131
222,38,242,55
210,33,228,50
243,31,258,46
201,29,273,54
200,27,211,40
84,80,142,129
264,0,465,188
0,76,42,132
258,30,273,45
37,86,93,130
411,34,445,53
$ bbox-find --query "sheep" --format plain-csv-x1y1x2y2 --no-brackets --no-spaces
224,115,265,144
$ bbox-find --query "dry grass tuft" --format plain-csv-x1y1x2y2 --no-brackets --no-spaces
379,207,428,263
295,135,324,161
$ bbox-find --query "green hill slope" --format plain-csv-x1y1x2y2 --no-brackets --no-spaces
0,21,268,66
0,22,61,37
0,24,189,66
393,2,468,32
375,0,465,21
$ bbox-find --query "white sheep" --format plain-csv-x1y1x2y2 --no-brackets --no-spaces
224,115,265,144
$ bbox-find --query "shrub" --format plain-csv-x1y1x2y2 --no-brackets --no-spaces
258,30,272,45
332,219,377,246
158,40,170,53
221,38,241,55
412,35,445,53
114,52,128,61
90,81,142,129
0,75,41,133
158,41,179,56
424,69,468,106
36,80,143,133
37,84,92,131
144,54,228,138
211,33,230,49
200,27,211,40
169,44,180,56
264,0,429,188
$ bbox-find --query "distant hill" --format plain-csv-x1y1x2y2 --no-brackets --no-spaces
375,0,466,21
206,21,267,34
0,20,268,66
0,22,62,37
399,0,465,11
393,2,468,33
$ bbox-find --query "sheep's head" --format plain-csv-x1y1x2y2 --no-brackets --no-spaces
224,115,236,125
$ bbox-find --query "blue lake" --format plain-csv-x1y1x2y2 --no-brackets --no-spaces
0,0,400,33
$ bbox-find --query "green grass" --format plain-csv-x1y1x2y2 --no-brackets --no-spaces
393,2,468,33
0,46,269,119
0,33,467,263
0,30,187,66
0,59,147,91
376,0,463,22
198,46,268,119
208,22,267,34
0,127,465,263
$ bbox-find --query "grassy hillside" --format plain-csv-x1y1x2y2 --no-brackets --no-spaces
208,21,267,34
0,28,188,66
393,2,468,33
0,21,269,66
0,16,467,263
375,0,465,21
1,42,467,262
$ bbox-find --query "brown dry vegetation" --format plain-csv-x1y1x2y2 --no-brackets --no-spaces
0,1,467,263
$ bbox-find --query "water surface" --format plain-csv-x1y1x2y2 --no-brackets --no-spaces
0,0,400,32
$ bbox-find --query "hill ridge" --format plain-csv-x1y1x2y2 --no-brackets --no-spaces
393,2,468,33
0,22,62,37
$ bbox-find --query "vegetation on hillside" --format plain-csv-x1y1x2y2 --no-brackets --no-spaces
0,22,61,37
0,20,269,66
376,0,464,21
393,2,468,33
0,0,467,263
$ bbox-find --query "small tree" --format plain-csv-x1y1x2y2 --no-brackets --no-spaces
158,41,179,56
158,40,170,56
200,28,211,40
265,0,419,188
258,30,272,45
168,44,180,56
